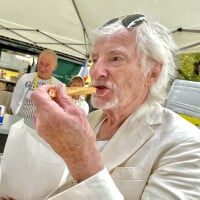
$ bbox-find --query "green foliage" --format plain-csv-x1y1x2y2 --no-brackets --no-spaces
178,53,200,81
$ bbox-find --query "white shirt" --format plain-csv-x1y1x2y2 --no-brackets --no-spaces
10,72,62,118
74,95,89,115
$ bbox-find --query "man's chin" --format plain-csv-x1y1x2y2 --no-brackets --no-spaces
38,74,50,80
91,97,119,110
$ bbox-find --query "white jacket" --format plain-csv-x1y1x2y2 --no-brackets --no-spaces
49,103,200,200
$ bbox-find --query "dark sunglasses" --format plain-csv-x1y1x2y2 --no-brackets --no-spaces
102,14,146,28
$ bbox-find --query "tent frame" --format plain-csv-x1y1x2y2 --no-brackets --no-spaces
0,0,91,60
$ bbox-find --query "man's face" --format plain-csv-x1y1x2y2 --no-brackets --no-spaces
90,29,152,111
70,79,84,87
37,53,56,80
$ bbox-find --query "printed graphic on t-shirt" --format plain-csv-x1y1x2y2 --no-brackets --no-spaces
25,80,49,90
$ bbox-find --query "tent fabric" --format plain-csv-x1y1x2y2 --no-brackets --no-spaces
0,0,200,59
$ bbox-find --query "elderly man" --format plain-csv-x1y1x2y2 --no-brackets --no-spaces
10,49,62,118
3,14,200,199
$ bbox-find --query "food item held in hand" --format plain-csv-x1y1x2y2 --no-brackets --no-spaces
48,86,96,99
48,88,57,99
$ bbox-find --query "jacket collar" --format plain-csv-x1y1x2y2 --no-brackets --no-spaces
88,102,163,172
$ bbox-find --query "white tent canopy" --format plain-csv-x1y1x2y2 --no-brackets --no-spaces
0,0,200,59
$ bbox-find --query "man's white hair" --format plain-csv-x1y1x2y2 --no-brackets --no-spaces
94,18,178,105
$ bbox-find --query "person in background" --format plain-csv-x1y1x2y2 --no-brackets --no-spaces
4,14,200,199
10,49,62,118
70,75,89,115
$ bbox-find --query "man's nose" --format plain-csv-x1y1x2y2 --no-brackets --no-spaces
90,61,107,79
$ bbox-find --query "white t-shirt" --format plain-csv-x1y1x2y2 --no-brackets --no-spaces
74,95,89,115
10,72,62,118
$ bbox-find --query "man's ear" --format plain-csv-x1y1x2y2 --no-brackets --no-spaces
152,62,162,80
145,62,162,87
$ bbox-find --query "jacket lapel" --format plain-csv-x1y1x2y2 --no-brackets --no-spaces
88,103,163,172
101,117,154,172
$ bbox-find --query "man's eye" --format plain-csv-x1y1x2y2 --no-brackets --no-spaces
112,56,122,61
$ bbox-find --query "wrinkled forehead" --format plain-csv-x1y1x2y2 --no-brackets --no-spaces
71,79,84,86
39,53,56,65
92,29,137,55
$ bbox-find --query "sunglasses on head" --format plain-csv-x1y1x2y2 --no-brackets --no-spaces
102,14,146,28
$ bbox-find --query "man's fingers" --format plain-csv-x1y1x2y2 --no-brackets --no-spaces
31,84,53,106
55,84,76,112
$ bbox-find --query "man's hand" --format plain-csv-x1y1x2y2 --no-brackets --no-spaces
31,84,104,182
